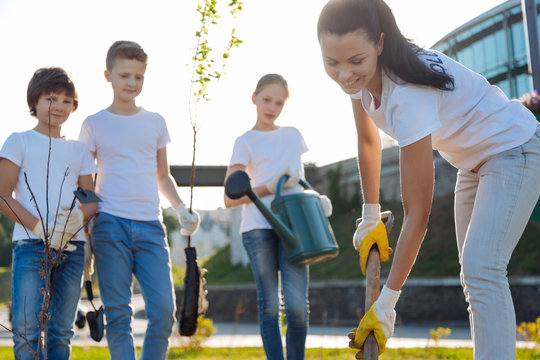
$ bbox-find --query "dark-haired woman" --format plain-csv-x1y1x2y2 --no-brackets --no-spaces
317,0,540,359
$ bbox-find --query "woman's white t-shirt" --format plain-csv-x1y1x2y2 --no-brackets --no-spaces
229,126,308,233
352,49,538,171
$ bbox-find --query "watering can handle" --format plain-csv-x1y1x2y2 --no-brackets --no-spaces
274,174,313,198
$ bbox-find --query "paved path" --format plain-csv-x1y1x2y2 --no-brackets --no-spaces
1,298,537,350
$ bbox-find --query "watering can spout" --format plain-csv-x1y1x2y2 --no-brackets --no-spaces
224,170,298,248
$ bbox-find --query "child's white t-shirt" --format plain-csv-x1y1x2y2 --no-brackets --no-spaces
0,130,97,241
352,49,538,171
229,126,308,233
78,108,170,221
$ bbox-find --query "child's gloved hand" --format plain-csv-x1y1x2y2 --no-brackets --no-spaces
57,206,85,235
319,195,333,217
353,204,393,275
176,204,201,236
32,220,77,252
266,166,301,194
348,285,401,357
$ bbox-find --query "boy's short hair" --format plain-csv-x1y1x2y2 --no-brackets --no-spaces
106,40,148,71
27,67,78,117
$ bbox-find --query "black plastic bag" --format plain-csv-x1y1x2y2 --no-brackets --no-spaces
179,247,208,336
85,280,104,342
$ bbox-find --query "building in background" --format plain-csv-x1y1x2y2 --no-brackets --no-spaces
433,0,538,98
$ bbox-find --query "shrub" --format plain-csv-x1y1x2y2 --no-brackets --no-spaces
517,317,540,345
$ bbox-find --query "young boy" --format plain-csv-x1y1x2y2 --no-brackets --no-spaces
0,67,98,360
78,40,201,360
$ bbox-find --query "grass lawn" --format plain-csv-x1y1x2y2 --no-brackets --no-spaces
0,346,539,359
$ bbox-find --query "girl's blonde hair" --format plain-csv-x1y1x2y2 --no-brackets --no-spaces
254,73,289,98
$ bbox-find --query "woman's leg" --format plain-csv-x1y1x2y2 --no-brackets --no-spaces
456,129,540,360
242,229,284,360
279,240,309,360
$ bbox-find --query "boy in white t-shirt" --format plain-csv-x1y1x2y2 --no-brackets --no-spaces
0,67,98,360
78,40,201,360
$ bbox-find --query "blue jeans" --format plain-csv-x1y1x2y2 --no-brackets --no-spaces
91,212,175,360
11,239,84,360
454,127,540,360
242,229,309,360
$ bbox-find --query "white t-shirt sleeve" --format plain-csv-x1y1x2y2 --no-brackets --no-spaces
157,115,171,150
78,142,97,176
78,118,96,153
229,136,250,167
388,85,442,147
299,129,309,154
0,132,25,166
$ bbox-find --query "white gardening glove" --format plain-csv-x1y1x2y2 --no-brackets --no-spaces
57,206,85,235
351,285,401,355
353,204,381,250
32,219,77,252
83,235,94,282
353,204,393,275
176,203,201,236
266,166,301,194
319,195,333,217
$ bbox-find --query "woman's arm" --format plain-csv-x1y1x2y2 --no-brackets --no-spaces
352,98,382,203
386,134,434,291
156,146,183,210
0,158,39,229
223,164,272,208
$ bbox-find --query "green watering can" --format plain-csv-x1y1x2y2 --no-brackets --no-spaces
225,170,339,265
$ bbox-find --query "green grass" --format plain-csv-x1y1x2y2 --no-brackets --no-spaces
0,346,538,359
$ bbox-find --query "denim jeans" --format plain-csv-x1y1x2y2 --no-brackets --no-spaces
454,127,540,360
11,239,84,360
91,212,175,360
242,229,309,360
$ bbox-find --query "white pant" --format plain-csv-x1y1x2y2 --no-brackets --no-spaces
454,126,540,360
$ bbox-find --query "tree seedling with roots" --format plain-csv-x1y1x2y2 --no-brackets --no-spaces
179,0,243,337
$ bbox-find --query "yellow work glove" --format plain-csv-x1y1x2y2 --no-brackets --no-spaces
353,204,393,275
349,285,401,357
57,206,85,235
32,219,77,252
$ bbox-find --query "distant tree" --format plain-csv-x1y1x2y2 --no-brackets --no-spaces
0,213,14,267
162,208,180,247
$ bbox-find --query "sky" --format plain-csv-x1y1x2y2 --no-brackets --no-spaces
0,0,507,210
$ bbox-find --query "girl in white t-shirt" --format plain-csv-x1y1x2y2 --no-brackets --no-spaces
224,74,317,360
317,0,540,359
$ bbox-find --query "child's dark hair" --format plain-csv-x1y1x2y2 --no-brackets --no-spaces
317,0,454,91
106,40,148,71
27,67,78,117
254,74,290,98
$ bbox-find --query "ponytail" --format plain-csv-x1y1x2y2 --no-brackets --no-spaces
317,0,454,91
